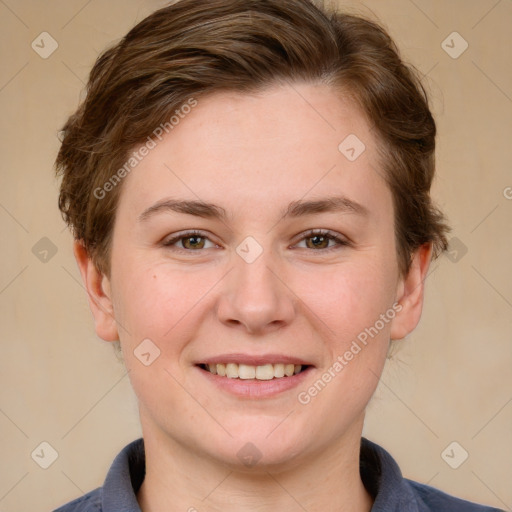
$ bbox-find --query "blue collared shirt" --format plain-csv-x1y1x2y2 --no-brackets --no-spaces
53,437,505,511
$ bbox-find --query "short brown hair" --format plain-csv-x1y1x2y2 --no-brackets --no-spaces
56,0,449,276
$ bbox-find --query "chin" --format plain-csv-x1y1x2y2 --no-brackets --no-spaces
205,427,312,473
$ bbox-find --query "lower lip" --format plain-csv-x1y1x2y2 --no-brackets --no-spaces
196,365,313,399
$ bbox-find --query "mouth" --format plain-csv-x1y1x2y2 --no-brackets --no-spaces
195,356,314,398
198,362,309,380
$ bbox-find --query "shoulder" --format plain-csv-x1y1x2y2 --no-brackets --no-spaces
52,437,144,512
406,479,505,512
360,438,504,511
52,488,102,512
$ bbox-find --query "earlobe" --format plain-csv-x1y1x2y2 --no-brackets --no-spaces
73,241,119,342
390,243,433,341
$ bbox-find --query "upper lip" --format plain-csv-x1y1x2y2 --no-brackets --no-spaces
197,353,313,367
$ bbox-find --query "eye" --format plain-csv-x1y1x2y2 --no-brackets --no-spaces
294,230,350,252
162,230,217,251
162,229,350,254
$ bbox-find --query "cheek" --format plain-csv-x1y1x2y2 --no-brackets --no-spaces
289,262,396,434
111,263,208,409
111,261,211,351
298,258,398,348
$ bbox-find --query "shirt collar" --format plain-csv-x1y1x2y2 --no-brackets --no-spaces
100,437,419,511
101,438,145,511
360,437,420,510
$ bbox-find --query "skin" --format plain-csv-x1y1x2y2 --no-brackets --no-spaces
75,82,432,511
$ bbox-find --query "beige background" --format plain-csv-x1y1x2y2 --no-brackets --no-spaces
0,0,511,510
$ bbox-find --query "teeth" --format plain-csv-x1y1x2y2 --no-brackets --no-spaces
284,364,295,377
256,364,274,380
238,364,256,380
226,363,238,379
204,363,303,380
274,363,285,378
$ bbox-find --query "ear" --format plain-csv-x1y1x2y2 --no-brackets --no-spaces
73,241,119,342
390,243,433,340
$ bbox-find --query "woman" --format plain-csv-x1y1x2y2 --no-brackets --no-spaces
53,0,504,510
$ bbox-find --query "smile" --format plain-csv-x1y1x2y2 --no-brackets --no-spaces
195,354,314,398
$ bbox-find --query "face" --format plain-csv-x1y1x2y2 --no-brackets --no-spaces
78,82,429,470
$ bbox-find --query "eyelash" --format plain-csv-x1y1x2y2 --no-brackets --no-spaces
162,229,350,254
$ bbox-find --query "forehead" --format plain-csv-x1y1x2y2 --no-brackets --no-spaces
116,82,390,221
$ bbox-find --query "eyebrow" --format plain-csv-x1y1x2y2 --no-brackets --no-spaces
137,196,369,223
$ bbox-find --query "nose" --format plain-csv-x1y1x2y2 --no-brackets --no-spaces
216,247,296,335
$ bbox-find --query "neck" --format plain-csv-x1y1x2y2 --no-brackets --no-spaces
136,416,374,512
